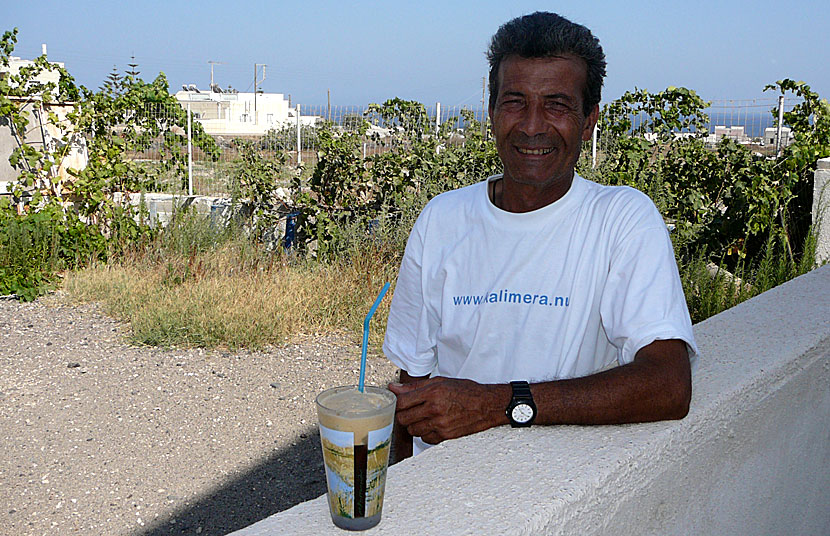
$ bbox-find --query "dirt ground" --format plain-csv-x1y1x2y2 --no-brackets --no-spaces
0,294,400,535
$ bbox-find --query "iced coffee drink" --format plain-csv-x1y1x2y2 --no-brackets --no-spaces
316,386,397,531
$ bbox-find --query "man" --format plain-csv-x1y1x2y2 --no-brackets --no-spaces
383,12,698,461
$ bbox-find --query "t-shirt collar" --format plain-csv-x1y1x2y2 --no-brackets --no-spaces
484,173,585,226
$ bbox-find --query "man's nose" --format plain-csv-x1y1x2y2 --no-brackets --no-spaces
518,102,547,137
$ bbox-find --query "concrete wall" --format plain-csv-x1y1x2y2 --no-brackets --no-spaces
231,264,830,535
113,193,233,229
115,193,293,249
814,157,830,264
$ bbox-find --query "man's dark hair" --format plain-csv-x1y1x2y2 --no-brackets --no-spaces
487,11,606,116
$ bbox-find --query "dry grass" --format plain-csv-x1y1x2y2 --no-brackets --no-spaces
63,209,821,351
64,230,396,350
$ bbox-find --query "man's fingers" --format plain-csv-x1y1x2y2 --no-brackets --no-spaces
390,388,425,412
388,377,433,395
394,397,435,427
388,377,444,410
409,415,467,445
417,431,443,446
392,380,448,427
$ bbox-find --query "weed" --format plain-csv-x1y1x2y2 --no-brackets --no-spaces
0,210,61,300
65,211,394,350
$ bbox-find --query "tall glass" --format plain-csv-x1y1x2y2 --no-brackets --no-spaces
316,386,397,531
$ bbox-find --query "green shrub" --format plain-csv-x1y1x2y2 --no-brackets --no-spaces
0,208,61,300
292,99,500,260
592,84,828,267
679,228,819,324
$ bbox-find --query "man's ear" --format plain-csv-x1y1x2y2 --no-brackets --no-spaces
582,103,599,141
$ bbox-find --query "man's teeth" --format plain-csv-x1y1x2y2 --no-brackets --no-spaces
518,147,553,155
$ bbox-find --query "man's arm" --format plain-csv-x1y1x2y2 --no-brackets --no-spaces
388,339,691,448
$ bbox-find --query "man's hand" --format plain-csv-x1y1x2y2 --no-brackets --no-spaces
389,377,510,446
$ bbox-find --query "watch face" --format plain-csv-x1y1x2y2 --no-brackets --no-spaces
511,403,534,423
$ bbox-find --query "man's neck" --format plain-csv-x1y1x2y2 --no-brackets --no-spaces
493,172,575,213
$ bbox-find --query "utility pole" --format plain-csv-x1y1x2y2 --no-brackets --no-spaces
208,61,224,89
254,63,267,125
481,76,487,138
775,94,785,158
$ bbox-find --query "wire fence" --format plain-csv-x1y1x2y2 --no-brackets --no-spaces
124,97,803,196
594,97,802,156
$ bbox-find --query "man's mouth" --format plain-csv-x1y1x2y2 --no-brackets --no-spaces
516,147,553,155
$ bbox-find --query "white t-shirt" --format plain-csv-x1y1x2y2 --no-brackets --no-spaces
383,173,699,453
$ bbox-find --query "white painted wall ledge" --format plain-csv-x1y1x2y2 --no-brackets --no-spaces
232,264,830,536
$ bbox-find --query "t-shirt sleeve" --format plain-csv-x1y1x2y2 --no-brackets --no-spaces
599,194,699,369
382,214,440,377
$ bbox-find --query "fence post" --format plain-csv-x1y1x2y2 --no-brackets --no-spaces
296,104,302,165
435,102,441,135
776,95,785,157
481,76,487,139
187,101,193,196
592,122,598,169
813,158,830,264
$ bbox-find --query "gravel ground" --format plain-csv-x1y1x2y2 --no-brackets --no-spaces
0,294,400,536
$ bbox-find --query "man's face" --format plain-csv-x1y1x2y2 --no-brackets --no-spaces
489,55,598,194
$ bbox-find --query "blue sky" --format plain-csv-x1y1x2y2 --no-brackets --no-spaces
4,0,827,107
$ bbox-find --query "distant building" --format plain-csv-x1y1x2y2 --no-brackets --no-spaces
713,125,749,144
643,131,702,143
763,126,793,148
0,49,87,189
175,87,318,136
0,52,64,97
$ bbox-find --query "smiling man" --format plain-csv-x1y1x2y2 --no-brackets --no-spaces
383,12,699,461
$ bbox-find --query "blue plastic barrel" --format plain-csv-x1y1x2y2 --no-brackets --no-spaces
284,211,300,251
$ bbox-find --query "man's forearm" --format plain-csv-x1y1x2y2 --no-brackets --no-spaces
389,339,691,446
530,339,691,425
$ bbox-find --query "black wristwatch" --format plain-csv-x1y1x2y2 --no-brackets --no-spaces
506,381,537,427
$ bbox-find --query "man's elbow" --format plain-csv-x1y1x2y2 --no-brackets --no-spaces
641,339,692,421
665,375,692,420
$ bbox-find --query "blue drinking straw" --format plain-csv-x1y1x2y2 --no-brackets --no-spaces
359,282,391,393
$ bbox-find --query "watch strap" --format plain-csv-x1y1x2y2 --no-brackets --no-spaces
510,380,532,400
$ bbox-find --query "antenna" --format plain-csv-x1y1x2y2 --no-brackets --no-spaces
254,63,267,91
254,63,267,124
208,60,224,89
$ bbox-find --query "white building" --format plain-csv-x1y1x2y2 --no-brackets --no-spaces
713,125,749,144
643,131,703,142
0,51,64,96
763,126,793,148
175,87,318,136
1,49,87,187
